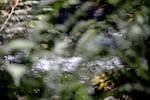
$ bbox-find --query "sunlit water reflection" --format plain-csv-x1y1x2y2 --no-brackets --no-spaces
4,53,123,73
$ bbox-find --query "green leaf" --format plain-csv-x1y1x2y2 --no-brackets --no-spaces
108,0,120,4
6,64,27,86
7,39,35,50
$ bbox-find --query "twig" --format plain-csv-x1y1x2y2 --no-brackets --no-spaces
0,0,19,32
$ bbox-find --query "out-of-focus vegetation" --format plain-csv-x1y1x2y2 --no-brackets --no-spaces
0,0,150,100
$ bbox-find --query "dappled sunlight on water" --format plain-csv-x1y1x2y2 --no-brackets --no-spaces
34,56,83,72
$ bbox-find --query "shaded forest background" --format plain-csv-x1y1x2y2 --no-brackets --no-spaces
0,0,150,100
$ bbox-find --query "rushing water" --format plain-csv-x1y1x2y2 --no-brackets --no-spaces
33,55,123,73
4,51,123,73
